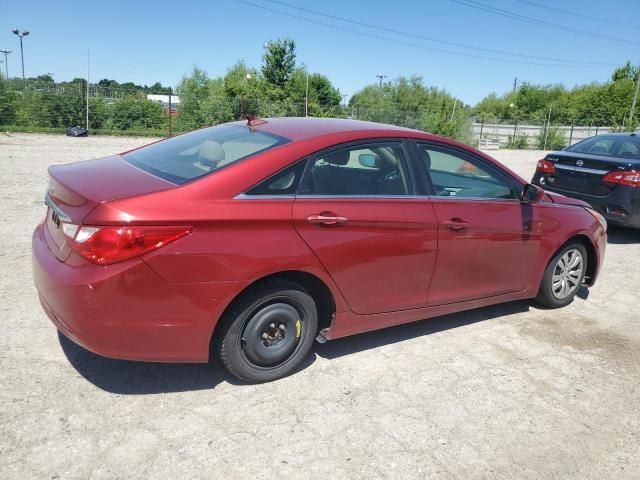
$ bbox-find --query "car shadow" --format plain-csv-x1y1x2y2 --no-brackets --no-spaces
58,331,317,395
607,226,640,244
316,300,531,360
58,300,546,392
58,332,236,394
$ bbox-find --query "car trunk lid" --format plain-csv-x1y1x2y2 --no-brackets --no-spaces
44,155,175,261
545,151,637,196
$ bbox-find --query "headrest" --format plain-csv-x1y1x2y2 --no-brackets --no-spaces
199,140,225,163
323,150,350,166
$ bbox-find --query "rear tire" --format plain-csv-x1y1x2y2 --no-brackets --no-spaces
535,242,587,309
214,280,318,383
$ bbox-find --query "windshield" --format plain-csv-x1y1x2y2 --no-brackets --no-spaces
124,124,290,184
566,135,640,159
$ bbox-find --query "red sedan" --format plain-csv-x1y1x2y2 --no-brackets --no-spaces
33,118,607,382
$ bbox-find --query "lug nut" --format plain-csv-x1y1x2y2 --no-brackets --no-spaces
261,333,268,339
269,323,275,329
278,324,285,330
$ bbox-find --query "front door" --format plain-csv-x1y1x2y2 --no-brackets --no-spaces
414,142,542,305
293,140,438,315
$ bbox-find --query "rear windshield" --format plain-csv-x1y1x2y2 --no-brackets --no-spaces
124,124,289,184
566,135,640,159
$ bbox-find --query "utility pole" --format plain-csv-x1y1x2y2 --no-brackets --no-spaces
0,50,10,79
304,71,309,117
11,29,29,80
630,65,640,128
543,104,553,151
168,87,173,137
86,49,90,131
513,77,518,92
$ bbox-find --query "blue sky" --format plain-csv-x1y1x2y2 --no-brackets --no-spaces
2,0,639,104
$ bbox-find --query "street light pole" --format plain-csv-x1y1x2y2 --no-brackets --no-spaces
0,50,10,79
11,29,30,80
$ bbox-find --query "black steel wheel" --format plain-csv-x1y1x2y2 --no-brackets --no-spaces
215,280,318,383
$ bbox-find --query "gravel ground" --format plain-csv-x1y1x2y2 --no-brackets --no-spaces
1,133,639,479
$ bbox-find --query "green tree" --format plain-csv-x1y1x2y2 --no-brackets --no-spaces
0,77,17,125
350,76,470,140
611,62,639,82
110,97,165,130
262,38,296,88
175,67,212,130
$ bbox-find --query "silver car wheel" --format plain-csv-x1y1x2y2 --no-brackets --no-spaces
551,248,584,300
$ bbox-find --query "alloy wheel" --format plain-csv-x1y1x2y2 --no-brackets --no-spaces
551,248,584,300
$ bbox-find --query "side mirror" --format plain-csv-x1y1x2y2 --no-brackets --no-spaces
521,183,545,203
358,153,378,168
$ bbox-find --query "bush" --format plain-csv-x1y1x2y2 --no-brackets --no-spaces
421,113,473,144
109,97,167,131
506,132,529,149
0,79,17,125
537,126,567,150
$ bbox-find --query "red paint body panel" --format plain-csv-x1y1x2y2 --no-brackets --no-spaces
293,197,438,314
427,199,542,304
33,221,243,362
32,118,607,363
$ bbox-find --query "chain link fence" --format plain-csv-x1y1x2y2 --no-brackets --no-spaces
1,79,637,149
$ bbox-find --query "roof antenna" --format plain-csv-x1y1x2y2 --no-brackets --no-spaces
246,114,267,127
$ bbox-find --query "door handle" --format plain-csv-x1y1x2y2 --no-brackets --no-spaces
307,214,348,226
442,218,470,231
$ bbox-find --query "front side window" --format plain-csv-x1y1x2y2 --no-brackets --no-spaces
124,125,289,184
417,144,516,199
300,142,411,196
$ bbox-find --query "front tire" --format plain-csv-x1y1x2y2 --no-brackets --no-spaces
535,242,587,308
215,280,318,383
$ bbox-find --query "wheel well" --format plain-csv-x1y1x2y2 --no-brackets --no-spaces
210,271,336,355
559,235,597,284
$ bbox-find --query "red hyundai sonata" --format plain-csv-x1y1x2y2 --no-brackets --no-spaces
33,117,607,382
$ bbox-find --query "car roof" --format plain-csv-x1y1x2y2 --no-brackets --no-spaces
229,117,428,141
593,132,639,138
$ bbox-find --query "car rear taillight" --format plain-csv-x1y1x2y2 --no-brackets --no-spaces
602,170,640,188
67,225,192,265
536,159,556,174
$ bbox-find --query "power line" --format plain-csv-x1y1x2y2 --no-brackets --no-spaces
237,0,617,68
447,0,640,46
512,0,640,30
263,0,616,66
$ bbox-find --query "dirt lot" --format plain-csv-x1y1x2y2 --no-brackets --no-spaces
1,133,639,479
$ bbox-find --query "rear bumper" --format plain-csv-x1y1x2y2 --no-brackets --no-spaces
32,223,245,363
533,175,640,228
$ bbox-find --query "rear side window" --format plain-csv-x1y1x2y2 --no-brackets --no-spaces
245,159,307,196
299,142,412,196
567,135,640,158
124,125,289,184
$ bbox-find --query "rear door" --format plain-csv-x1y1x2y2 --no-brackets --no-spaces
293,140,438,315
414,141,542,305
